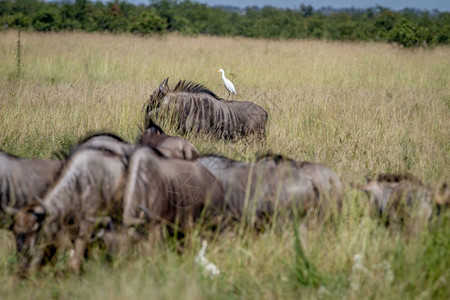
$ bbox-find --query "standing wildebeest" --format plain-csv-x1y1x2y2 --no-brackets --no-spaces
123,146,225,239
196,154,342,228
136,118,200,160
256,153,344,211
144,78,268,140
356,173,449,233
10,134,133,273
356,173,424,218
0,150,62,228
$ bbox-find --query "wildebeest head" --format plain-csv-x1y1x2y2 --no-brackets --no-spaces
137,118,200,160
138,118,166,145
147,77,170,111
354,177,397,216
11,205,46,253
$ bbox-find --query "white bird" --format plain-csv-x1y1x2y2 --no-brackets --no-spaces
217,68,236,100
195,240,220,278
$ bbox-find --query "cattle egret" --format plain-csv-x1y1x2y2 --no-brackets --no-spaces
217,69,236,99
195,240,220,278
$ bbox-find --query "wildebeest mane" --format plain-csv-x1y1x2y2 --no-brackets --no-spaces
376,173,422,185
172,80,220,99
256,152,297,164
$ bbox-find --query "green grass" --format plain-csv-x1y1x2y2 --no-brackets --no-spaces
0,31,449,299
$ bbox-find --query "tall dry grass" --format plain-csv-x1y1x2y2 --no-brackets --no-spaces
0,31,449,299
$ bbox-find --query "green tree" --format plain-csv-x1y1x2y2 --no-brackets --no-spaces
130,10,167,34
373,7,400,40
32,9,60,31
388,18,427,47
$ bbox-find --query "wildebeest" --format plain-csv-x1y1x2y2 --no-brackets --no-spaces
195,154,342,228
356,173,424,218
256,153,344,211
356,173,448,233
123,146,225,238
136,118,200,159
144,78,268,140
0,150,62,228
10,134,132,273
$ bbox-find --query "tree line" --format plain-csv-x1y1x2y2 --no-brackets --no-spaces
1,0,449,47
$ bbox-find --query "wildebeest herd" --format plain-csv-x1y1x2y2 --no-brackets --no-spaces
1,78,449,275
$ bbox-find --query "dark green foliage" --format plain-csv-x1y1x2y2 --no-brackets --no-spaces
0,0,449,46
388,18,427,47
32,9,61,31
130,10,167,34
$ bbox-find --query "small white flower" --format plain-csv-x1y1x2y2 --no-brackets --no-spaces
350,253,372,291
352,254,371,276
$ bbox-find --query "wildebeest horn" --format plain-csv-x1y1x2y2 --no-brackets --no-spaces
159,77,169,94
137,204,151,220
3,206,19,215
33,195,45,207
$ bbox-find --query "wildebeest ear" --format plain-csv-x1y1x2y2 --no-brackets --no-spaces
31,206,46,223
145,117,165,134
145,117,156,129
159,77,169,94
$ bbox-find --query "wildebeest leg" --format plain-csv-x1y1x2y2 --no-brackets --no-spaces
147,223,162,251
69,221,91,274
69,238,87,274
28,248,44,274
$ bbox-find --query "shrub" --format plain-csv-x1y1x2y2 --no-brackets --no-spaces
32,10,61,32
130,11,168,34
388,19,427,47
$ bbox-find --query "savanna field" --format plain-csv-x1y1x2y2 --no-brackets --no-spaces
0,31,449,299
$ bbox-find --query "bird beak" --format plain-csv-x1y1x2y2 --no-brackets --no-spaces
216,70,220,72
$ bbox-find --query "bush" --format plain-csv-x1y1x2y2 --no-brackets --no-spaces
0,13,30,30
130,11,168,34
388,19,427,47
32,10,61,32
